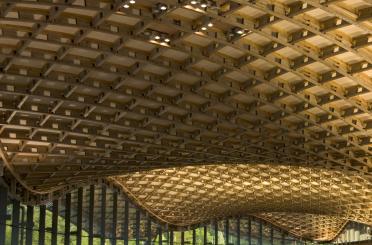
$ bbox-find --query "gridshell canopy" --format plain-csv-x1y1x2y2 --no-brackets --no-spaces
0,0,371,242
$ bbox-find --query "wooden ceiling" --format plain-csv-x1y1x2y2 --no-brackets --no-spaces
112,163,371,241
0,0,371,241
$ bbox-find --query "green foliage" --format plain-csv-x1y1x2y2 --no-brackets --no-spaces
5,205,93,245
4,204,308,245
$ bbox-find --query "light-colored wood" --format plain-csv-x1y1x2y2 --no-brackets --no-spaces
113,163,371,241
0,0,370,241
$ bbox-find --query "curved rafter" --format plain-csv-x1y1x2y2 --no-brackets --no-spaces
0,0,370,242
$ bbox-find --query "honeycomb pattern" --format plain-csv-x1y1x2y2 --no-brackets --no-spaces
257,213,347,241
0,0,370,241
112,163,372,240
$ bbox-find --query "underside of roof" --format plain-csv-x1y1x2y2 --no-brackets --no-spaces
0,0,371,242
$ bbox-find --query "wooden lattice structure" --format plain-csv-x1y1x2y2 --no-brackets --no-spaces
0,0,370,242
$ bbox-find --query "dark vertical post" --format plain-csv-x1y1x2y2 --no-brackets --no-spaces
64,193,71,245
258,220,262,245
192,229,196,245
38,205,46,245
158,226,162,245
11,199,20,245
112,191,118,245
25,205,34,245
281,232,285,245
248,217,251,245
136,209,140,245
203,226,207,245
77,188,83,245
20,206,25,245
270,226,274,245
88,185,95,245
123,199,129,245
225,219,229,245
169,230,174,245
51,200,59,245
100,185,106,245
147,217,151,245
214,221,218,245
237,218,240,245
181,231,185,245
0,185,7,245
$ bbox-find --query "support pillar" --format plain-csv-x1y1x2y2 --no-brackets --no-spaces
112,191,117,245
146,217,152,245
258,221,263,245
123,199,129,245
214,221,218,245
248,217,251,245
38,205,46,245
225,219,229,245
100,185,106,245
158,226,162,245
88,185,95,245
77,188,83,245
51,200,59,245
0,185,7,245
237,218,240,245
136,209,140,245
203,226,207,245
11,199,20,245
64,193,71,245
170,230,174,245
25,205,33,245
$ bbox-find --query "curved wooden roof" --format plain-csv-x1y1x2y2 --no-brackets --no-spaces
112,163,371,241
0,0,371,241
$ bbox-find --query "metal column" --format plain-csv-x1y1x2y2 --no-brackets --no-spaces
147,217,152,245
77,188,83,245
51,200,59,245
88,185,95,245
225,219,229,245
158,226,162,245
281,232,285,245
11,199,20,245
181,231,185,245
112,191,117,245
25,205,34,245
0,185,7,245
192,229,196,245
136,209,140,245
64,193,71,245
38,205,46,245
237,218,240,245
248,217,251,245
258,221,263,245
203,226,207,245
214,221,218,245
100,185,106,245
19,206,25,245
123,199,129,245
169,230,174,245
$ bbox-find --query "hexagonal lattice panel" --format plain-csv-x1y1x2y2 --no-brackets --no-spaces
0,0,371,241
112,163,371,240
